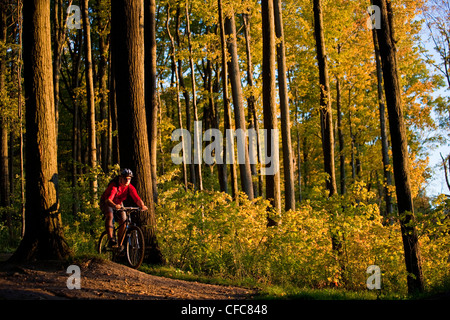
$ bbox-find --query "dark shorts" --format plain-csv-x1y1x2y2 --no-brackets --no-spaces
101,202,125,222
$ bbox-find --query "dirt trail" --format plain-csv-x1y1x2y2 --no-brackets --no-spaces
0,257,255,300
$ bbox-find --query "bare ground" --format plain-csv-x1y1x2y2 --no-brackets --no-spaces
0,257,255,300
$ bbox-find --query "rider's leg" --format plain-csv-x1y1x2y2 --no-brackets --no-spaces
116,210,127,246
104,207,115,240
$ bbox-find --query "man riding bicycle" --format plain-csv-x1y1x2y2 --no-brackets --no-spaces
100,168,148,248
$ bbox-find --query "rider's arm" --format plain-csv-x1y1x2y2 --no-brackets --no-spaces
106,185,122,209
106,198,122,210
136,199,148,211
128,185,148,211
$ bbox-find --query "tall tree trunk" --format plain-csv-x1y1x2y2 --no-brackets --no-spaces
111,0,163,264
16,0,25,237
313,0,342,277
371,17,393,218
97,0,110,172
185,0,203,191
175,6,195,188
218,0,237,199
373,0,424,294
274,0,295,211
166,4,188,190
243,13,262,198
336,76,346,195
81,0,98,202
109,49,120,166
312,0,337,198
69,31,83,216
145,0,159,203
0,1,9,209
52,0,72,140
261,0,281,215
12,0,70,262
0,1,12,240
224,10,253,200
213,61,228,194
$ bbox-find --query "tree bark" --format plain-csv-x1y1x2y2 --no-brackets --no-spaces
224,11,254,200
313,0,342,272
313,0,337,198
97,0,110,172
52,0,72,140
371,17,393,218
185,0,203,191
274,0,295,211
218,0,237,199
81,0,98,202
336,76,346,195
12,0,70,262
0,1,10,209
111,0,163,264
175,6,195,188
373,0,424,294
261,0,281,215
166,3,188,190
243,13,262,198
145,0,159,203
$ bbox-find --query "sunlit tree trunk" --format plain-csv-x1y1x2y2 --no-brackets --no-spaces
218,0,237,198
12,0,70,262
0,1,10,210
373,0,424,294
166,4,188,190
313,0,337,198
261,0,281,215
145,0,159,202
371,18,393,217
111,0,163,264
81,0,98,202
185,0,203,191
243,13,262,198
225,10,254,200
274,0,295,211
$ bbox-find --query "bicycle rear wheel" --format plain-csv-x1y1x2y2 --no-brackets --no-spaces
98,231,114,261
125,226,145,269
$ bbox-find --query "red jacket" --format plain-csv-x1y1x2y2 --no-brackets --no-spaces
100,181,141,207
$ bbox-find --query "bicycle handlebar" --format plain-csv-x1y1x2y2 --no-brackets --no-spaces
120,206,141,210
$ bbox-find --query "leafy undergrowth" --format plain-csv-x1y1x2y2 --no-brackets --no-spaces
153,183,450,300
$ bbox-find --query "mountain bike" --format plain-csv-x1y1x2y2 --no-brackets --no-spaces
98,207,145,269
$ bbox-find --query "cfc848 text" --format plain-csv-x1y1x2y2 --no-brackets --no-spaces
181,304,268,317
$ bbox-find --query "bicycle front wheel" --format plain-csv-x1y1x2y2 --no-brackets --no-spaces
126,226,145,269
98,231,114,261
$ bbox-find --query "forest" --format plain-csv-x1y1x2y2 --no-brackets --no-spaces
0,0,449,299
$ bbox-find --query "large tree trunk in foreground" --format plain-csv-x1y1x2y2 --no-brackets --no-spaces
112,0,163,264
12,0,70,262
373,0,424,294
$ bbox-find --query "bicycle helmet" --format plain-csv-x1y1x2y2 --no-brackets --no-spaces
120,168,134,177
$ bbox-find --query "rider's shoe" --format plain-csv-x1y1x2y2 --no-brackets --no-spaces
108,238,118,248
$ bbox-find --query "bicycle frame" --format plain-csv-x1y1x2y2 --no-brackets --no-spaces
113,207,141,246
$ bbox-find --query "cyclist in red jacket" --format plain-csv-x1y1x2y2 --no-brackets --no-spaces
100,168,148,247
